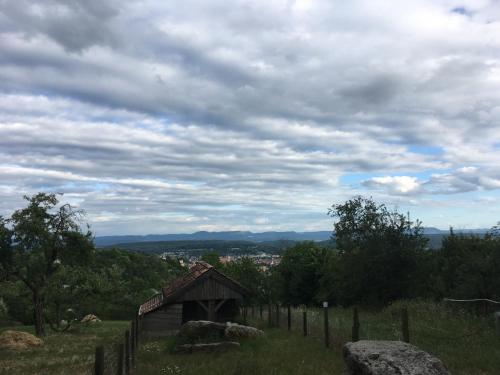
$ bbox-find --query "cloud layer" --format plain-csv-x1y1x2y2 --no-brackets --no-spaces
1,0,500,234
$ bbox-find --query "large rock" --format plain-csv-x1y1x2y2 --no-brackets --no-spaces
81,314,101,323
173,341,240,354
178,321,227,343
343,340,450,375
0,330,44,350
224,322,265,340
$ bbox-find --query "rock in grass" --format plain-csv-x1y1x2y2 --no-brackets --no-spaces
81,314,101,323
0,330,44,350
173,341,240,354
224,323,265,340
343,340,450,375
178,321,226,343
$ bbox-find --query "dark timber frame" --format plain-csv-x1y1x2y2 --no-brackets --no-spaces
138,262,249,335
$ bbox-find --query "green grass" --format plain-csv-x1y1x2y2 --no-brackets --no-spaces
137,328,345,375
0,321,129,375
1,302,499,374
137,301,500,375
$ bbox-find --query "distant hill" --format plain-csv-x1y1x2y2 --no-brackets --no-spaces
94,230,333,247
94,228,489,249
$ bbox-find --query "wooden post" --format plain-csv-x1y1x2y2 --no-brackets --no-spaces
117,343,125,375
287,305,291,331
302,309,308,336
495,312,500,336
276,304,280,327
94,345,104,375
401,307,410,343
268,303,272,327
208,300,215,321
352,306,360,342
259,304,263,320
323,302,330,348
135,315,140,347
125,330,131,375
130,321,136,367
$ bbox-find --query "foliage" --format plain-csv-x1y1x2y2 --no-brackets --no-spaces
200,250,223,268
0,193,93,336
434,230,500,300
328,196,428,306
223,257,266,304
275,241,337,306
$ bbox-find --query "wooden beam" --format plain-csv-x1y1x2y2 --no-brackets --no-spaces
214,299,228,312
196,300,209,312
208,300,215,321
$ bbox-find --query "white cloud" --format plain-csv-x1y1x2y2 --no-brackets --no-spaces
1,1,500,233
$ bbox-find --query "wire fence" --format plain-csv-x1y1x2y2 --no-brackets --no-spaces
245,299,500,351
86,318,140,375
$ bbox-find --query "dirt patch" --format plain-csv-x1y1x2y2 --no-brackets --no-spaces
0,330,44,350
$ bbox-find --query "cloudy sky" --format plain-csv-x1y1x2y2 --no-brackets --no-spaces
1,0,500,235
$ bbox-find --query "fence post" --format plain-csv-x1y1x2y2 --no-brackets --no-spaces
117,343,125,375
352,306,360,342
323,302,330,348
287,305,291,331
268,303,272,327
302,308,308,337
125,330,131,375
495,312,500,336
94,345,104,375
276,304,280,327
401,307,410,343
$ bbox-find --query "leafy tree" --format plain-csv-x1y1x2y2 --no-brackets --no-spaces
201,250,222,268
328,196,428,306
435,230,500,301
223,257,266,304
276,241,336,306
0,193,93,336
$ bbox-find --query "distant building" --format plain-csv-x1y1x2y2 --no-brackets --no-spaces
138,261,249,335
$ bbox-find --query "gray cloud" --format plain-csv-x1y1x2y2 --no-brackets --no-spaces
1,0,500,233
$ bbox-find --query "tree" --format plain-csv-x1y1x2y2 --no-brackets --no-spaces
0,193,93,336
200,251,222,268
328,196,428,306
224,257,266,304
276,241,336,306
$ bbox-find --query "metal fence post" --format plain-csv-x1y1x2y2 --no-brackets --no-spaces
323,302,330,348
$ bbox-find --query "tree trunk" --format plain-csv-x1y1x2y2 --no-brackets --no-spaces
33,291,45,337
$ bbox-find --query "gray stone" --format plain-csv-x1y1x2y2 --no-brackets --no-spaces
177,320,226,343
224,322,265,340
343,340,450,375
172,341,240,354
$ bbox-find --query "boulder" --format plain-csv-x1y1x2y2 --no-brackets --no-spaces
173,341,240,354
0,330,44,350
81,314,101,323
178,321,226,343
343,340,450,375
224,322,265,340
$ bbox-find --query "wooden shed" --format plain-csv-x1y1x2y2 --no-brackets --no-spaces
138,261,249,334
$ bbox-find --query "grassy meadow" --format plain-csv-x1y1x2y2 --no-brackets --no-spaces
0,321,129,375
0,302,499,374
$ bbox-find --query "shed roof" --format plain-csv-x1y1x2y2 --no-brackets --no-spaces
138,261,249,316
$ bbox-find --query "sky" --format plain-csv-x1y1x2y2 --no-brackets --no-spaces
1,0,500,235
